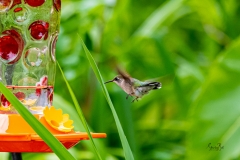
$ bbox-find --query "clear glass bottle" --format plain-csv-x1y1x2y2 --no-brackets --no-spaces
0,0,61,114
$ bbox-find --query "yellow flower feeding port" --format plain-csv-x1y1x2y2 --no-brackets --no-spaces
0,106,106,152
43,106,74,133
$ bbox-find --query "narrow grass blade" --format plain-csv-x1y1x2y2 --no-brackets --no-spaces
80,37,135,160
0,82,76,160
57,61,102,160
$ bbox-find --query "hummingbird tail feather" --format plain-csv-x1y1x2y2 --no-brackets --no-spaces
152,82,161,89
141,82,161,89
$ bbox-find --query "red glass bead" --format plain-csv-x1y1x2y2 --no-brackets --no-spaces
47,88,53,104
29,20,49,40
1,92,26,107
14,7,23,12
0,35,19,61
53,0,61,11
40,76,48,85
35,83,41,96
24,0,45,7
1,95,11,107
14,92,26,100
35,76,48,96
0,30,24,64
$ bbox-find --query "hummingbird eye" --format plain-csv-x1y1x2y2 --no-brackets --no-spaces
114,77,120,81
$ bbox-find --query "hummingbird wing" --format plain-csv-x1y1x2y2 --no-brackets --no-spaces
117,68,130,79
117,68,132,84
117,68,135,95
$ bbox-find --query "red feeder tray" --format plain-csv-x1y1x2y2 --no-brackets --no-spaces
0,114,106,152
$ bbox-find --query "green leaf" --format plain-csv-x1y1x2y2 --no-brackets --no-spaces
57,61,103,160
0,82,76,160
80,37,135,160
188,38,240,160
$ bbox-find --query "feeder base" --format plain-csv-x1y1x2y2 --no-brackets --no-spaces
0,132,106,152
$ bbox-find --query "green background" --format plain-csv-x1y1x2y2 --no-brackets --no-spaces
1,0,240,159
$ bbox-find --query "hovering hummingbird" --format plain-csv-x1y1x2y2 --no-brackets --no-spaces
105,69,161,102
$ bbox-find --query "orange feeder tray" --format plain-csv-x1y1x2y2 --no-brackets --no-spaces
0,114,106,152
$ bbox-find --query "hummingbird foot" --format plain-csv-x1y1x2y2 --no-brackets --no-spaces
126,94,133,99
131,97,139,103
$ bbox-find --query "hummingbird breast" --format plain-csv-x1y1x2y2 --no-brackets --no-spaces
119,80,135,95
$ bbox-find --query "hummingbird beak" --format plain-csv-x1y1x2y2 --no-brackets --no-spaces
104,79,114,84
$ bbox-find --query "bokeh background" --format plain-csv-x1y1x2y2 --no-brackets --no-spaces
1,0,240,159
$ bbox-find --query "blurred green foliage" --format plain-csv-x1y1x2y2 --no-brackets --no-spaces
2,0,240,159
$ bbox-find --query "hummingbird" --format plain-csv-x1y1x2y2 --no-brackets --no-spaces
105,69,162,102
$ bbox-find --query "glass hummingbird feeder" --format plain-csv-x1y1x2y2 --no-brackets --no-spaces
0,0,106,154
